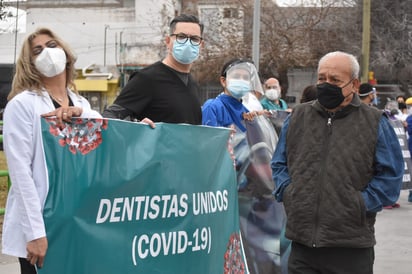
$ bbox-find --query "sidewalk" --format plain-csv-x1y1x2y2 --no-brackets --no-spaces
374,189,411,274
0,190,411,274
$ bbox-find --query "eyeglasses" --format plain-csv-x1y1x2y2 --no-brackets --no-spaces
170,33,203,46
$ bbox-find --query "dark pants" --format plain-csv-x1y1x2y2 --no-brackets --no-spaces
288,242,375,274
19,258,36,274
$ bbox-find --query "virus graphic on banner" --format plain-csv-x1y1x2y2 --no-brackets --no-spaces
45,118,108,155
223,232,246,274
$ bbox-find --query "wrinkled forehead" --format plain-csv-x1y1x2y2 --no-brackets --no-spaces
318,55,352,79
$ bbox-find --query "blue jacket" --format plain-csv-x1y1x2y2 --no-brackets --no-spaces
202,93,249,132
406,115,412,156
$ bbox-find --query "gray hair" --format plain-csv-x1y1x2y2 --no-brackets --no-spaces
318,51,360,79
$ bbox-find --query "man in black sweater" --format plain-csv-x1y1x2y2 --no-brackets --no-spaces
103,14,203,126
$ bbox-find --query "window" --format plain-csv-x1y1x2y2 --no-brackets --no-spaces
223,8,239,19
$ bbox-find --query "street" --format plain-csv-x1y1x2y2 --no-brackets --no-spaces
374,189,411,274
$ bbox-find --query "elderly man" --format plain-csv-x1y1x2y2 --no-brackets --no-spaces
260,77,288,111
103,14,203,126
272,51,403,274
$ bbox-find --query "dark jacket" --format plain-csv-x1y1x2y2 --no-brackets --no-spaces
283,97,382,248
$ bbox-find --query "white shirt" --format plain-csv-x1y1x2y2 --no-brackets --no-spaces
2,89,101,257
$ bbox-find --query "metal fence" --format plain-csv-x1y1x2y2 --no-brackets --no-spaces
198,83,222,104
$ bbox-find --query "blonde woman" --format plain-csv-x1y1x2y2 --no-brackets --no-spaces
2,28,101,274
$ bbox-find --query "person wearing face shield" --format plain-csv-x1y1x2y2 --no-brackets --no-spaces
272,51,404,274
260,78,288,111
102,14,204,127
203,59,289,273
358,83,378,107
202,59,263,132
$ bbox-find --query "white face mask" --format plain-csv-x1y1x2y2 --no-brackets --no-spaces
265,88,280,101
35,47,67,77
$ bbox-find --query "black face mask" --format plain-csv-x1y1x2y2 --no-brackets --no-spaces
317,81,353,109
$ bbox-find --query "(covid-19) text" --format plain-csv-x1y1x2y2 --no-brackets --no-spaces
131,227,212,266
94,190,229,266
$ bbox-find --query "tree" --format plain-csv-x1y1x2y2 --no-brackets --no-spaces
191,4,252,85
368,0,412,95
257,0,361,96
0,0,7,21
191,0,362,99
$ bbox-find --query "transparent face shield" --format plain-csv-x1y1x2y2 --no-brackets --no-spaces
225,62,264,95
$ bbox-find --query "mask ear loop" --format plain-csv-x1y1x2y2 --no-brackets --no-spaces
341,77,356,99
341,77,355,89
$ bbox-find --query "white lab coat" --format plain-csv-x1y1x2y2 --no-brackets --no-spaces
1,89,101,257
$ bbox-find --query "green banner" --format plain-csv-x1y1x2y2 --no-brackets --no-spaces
39,118,247,274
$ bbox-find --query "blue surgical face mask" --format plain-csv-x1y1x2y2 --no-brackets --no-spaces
227,79,251,99
172,40,200,64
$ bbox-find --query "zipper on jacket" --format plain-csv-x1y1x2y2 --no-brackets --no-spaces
311,112,334,247
327,112,335,135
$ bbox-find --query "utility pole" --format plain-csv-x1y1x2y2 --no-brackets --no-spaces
361,0,371,83
13,0,20,74
104,25,109,66
252,0,261,72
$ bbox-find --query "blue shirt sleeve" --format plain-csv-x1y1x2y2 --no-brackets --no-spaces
271,116,291,202
361,116,404,212
202,100,219,127
407,115,412,135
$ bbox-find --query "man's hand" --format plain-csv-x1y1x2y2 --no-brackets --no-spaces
141,117,156,129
